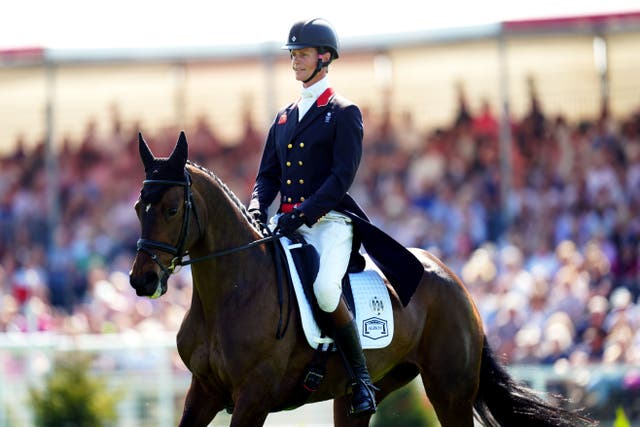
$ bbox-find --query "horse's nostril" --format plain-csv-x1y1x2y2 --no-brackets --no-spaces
129,273,139,288
143,271,159,287
129,271,160,296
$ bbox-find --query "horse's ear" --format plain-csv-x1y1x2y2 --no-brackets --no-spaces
138,132,155,169
168,131,188,169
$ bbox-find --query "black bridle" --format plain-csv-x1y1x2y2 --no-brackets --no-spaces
135,169,290,338
136,170,275,277
136,171,197,278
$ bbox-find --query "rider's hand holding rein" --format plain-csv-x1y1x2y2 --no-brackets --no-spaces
276,209,306,237
249,207,268,226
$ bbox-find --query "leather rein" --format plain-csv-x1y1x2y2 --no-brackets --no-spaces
136,171,290,338
137,171,275,274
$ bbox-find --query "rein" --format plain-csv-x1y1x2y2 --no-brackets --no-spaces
180,235,276,266
136,170,291,338
137,171,277,271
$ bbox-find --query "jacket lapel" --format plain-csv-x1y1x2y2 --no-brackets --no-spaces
293,88,336,137
281,102,300,145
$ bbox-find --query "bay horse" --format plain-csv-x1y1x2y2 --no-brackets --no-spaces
129,132,596,427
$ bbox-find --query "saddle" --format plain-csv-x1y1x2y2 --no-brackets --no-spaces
271,231,393,404
274,231,393,347
277,231,358,339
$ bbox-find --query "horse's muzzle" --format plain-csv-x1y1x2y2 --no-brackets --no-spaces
129,270,167,298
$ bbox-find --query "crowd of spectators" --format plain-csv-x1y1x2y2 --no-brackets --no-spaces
0,91,639,402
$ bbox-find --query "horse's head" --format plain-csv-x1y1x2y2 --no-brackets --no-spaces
129,131,200,298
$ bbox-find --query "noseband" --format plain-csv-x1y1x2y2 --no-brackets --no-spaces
136,170,275,278
135,167,288,338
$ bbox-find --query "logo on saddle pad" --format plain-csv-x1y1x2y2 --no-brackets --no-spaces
362,317,389,340
369,296,384,315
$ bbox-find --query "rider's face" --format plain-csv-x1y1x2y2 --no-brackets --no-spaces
291,48,329,86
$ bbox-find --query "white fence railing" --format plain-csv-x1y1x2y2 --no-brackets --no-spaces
0,332,633,426
0,331,186,427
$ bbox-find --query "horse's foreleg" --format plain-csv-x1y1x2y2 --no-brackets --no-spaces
178,375,225,427
228,390,270,427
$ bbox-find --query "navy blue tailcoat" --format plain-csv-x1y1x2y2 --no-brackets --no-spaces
249,88,423,306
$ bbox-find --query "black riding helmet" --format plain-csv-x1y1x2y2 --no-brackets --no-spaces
282,18,339,83
282,18,340,59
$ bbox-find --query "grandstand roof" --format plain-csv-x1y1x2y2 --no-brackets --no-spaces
1,11,639,67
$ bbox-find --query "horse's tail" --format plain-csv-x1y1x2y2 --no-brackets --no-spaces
473,336,598,427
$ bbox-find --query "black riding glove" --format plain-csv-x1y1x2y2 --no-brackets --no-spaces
276,209,306,237
248,208,267,225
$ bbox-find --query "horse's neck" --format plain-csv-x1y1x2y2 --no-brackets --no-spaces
188,173,271,310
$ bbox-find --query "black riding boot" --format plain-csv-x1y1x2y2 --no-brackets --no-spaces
330,299,377,417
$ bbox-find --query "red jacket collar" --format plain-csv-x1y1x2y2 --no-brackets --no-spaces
316,88,335,107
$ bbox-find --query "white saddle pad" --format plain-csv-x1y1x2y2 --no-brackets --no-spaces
280,237,394,350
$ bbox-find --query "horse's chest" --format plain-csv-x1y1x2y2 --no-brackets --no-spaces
176,318,235,377
177,315,213,374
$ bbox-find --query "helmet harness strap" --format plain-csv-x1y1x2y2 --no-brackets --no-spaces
303,52,329,84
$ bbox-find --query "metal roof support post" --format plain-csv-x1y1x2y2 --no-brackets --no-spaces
262,42,278,128
498,25,513,234
173,62,187,130
593,34,610,115
44,58,60,250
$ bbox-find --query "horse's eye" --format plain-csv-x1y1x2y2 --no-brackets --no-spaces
167,207,179,217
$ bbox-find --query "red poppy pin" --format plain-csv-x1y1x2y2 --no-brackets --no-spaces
278,113,287,125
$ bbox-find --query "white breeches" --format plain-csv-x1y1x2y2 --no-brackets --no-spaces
274,211,352,313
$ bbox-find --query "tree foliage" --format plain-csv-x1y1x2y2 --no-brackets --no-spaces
372,380,439,427
29,355,120,427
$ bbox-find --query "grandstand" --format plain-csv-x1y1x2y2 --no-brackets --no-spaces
1,11,639,426
1,12,639,153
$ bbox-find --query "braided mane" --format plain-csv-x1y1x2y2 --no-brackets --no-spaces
187,161,264,234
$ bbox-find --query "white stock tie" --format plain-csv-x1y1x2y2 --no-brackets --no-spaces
298,90,315,121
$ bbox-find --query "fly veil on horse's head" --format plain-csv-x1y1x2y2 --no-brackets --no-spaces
139,131,188,193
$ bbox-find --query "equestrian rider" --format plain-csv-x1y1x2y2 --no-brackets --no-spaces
248,18,377,417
